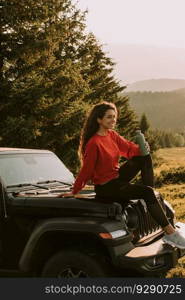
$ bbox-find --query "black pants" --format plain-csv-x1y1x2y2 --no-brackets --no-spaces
95,155,170,228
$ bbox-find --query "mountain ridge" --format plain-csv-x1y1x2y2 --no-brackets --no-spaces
125,78,185,92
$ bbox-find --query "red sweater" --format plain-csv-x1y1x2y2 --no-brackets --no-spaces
72,130,140,194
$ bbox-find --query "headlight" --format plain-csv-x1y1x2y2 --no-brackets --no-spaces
99,229,127,239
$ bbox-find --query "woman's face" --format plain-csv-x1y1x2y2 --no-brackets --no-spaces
97,109,117,130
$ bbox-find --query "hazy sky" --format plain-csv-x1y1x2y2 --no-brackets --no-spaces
76,0,185,48
75,0,185,83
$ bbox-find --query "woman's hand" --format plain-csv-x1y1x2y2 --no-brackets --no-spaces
57,192,74,198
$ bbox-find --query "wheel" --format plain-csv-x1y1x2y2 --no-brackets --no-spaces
41,250,111,277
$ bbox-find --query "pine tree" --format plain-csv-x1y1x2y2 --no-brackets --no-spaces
140,113,150,134
164,133,173,148
0,0,88,147
0,0,138,172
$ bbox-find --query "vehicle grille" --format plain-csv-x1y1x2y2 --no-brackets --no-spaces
124,199,161,242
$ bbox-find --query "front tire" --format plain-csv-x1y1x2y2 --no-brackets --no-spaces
42,250,111,277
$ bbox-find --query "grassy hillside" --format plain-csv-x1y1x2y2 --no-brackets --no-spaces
154,147,185,277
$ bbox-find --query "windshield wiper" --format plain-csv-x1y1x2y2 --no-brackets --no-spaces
7,183,49,190
37,180,72,187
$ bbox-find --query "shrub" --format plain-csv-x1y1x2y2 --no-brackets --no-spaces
155,167,185,187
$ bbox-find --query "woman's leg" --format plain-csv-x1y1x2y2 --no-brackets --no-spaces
95,179,169,228
95,178,123,203
140,155,154,187
118,183,170,228
119,154,154,187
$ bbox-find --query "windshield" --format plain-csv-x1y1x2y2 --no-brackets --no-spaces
0,152,74,187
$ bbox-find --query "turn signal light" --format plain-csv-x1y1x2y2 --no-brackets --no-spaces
99,233,112,239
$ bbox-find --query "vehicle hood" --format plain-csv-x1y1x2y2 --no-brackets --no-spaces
8,195,121,220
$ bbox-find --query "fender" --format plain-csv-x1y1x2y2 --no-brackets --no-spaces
19,216,132,272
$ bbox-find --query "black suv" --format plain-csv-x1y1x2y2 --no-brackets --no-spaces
0,148,185,277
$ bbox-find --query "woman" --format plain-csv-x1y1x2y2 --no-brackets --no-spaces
59,101,185,249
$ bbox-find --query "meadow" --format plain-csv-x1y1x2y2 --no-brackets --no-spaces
153,147,185,277
154,147,185,175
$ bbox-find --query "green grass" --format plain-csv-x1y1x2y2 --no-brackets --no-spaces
153,148,185,278
154,147,185,175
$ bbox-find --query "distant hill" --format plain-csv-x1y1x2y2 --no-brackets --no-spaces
124,89,185,131
125,79,185,92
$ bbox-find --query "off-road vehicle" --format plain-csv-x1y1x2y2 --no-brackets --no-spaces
0,147,184,277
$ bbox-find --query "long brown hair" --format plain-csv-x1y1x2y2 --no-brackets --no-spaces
78,101,117,163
